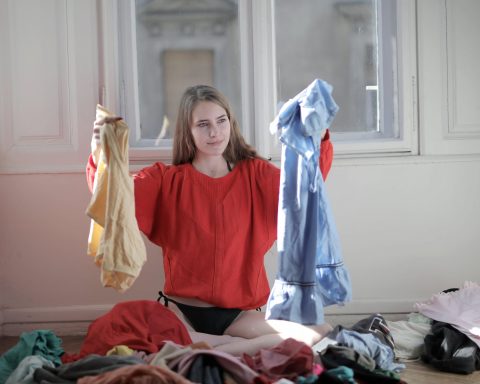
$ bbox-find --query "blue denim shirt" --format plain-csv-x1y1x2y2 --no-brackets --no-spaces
266,79,352,325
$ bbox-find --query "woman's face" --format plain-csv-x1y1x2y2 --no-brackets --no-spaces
190,101,231,159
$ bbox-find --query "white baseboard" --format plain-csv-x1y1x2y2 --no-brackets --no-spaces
0,299,416,337
2,321,93,336
1,304,114,337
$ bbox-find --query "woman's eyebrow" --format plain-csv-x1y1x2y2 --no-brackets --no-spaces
216,114,227,120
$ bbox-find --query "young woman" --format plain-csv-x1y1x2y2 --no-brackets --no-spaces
87,85,334,355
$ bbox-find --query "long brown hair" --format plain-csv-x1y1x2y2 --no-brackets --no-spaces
172,85,260,165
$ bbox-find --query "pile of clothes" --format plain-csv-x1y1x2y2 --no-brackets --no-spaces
0,301,406,384
1,282,479,383
414,281,480,374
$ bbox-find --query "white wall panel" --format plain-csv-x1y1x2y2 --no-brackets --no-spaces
0,0,98,173
418,0,480,154
446,0,480,136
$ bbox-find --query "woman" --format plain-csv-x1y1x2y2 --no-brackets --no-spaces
87,85,334,355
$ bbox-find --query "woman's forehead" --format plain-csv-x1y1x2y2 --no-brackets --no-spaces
192,101,227,120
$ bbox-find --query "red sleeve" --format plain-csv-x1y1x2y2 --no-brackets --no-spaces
319,129,333,181
132,163,166,240
253,159,280,243
86,154,97,192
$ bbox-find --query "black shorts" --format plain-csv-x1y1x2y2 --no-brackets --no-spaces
157,291,242,336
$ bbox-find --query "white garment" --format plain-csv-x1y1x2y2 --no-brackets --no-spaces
86,105,147,292
414,281,480,348
386,316,431,360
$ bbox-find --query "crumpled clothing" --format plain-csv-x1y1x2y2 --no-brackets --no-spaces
330,327,405,372
106,345,135,357
5,355,54,384
414,281,480,348
61,301,192,363
322,345,376,372
241,338,313,381
421,321,480,375
33,354,145,384
169,349,262,384
77,363,191,384
351,314,395,351
0,330,63,384
386,317,431,360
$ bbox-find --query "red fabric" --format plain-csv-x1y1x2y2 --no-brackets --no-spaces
62,301,192,363
85,132,333,310
241,338,314,381
78,364,191,384
319,129,333,179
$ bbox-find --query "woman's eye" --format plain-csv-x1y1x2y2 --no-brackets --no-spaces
217,118,227,124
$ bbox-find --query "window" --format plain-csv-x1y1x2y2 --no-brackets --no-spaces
109,0,244,163
106,0,417,163
269,0,418,158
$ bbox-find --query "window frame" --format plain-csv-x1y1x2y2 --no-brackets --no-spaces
102,0,419,164
258,0,419,161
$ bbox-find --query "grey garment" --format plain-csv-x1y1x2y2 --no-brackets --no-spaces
322,345,376,371
33,354,145,383
5,355,54,384
311,335,338,354
329,326,405,373
169,349,260,384
186,355,224,384
350,313,395,350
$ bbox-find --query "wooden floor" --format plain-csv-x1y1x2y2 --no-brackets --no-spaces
1,335,480,383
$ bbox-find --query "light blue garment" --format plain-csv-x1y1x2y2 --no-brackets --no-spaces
0,330,63,384
266,79,351,325
335,329,406,372
5,355,54,384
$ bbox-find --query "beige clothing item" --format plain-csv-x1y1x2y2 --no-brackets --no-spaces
86,104,147,292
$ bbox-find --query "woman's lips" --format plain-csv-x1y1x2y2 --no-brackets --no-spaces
207,139,224,146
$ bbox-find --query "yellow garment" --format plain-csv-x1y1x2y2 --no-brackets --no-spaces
106,345,135,356
86,104,147,292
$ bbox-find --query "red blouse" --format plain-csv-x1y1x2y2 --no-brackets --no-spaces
86,131,333,309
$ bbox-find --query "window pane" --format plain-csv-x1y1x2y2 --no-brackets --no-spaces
274,0,397,137
134,0,241,147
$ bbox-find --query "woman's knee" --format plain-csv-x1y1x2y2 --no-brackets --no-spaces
225,311,333,345
303,322,333,346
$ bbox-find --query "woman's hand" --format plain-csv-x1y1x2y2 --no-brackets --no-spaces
91,116,122,165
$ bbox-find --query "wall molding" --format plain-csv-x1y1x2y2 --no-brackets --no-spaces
0,299,417,337
1,304,113,337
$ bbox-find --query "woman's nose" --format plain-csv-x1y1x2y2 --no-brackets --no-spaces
208,125,218,137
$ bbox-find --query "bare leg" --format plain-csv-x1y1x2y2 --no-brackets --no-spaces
189,332,247,348
216,310,333,356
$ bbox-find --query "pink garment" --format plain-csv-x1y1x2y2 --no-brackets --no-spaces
77,364,191,383
241,338,313,381
414,281,480,347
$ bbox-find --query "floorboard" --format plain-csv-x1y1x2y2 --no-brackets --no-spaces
1,335,480,383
